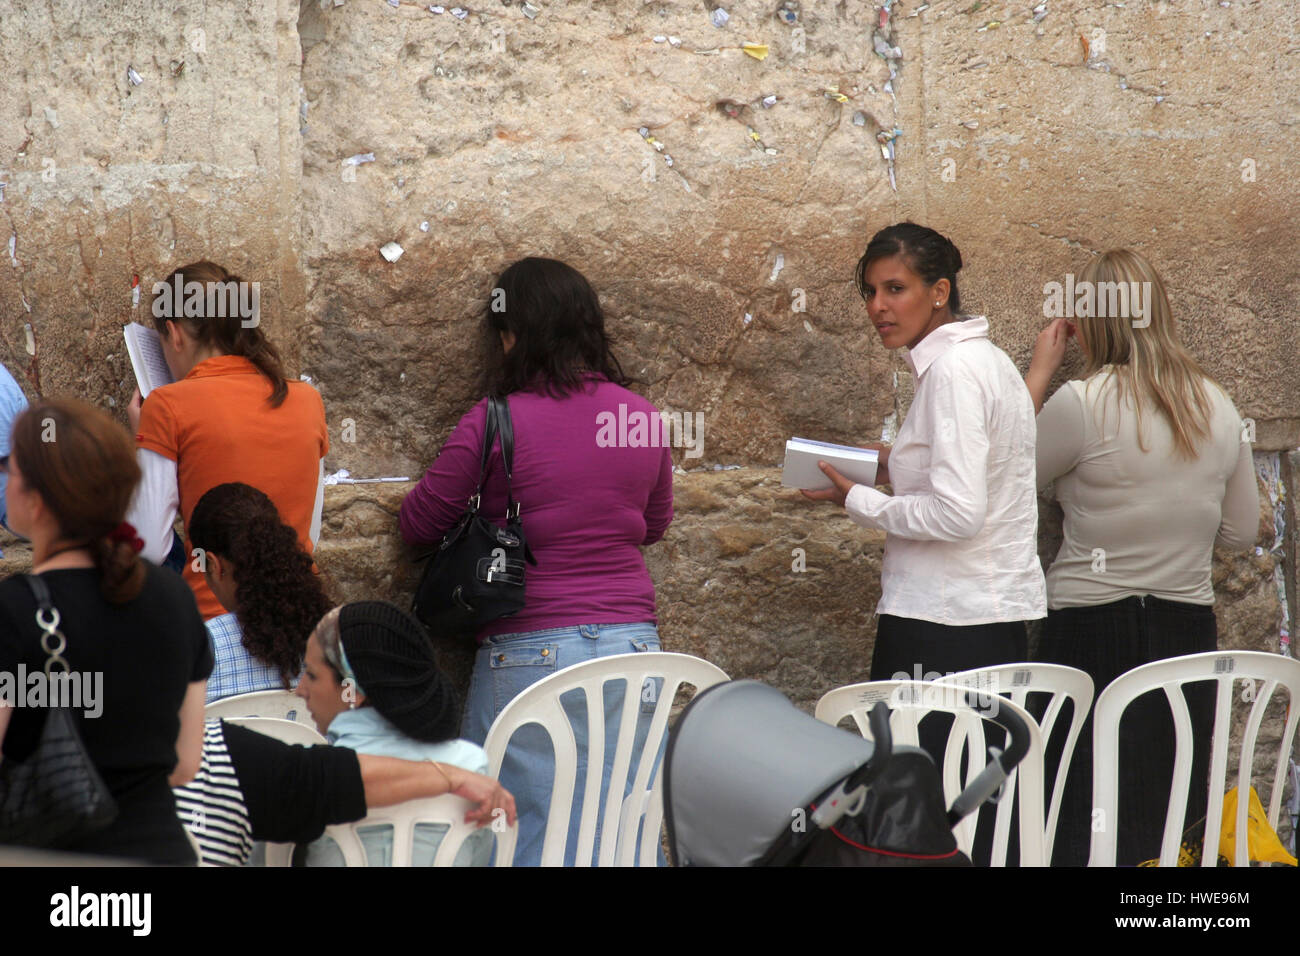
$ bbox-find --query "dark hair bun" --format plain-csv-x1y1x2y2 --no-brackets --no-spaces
944,237,963,275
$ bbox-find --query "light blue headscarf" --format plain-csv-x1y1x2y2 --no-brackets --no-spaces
314,606,365,700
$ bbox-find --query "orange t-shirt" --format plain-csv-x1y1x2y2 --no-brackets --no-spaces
135,355,329,620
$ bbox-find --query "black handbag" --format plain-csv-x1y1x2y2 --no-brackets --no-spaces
0,575,118,848
411,395,536,637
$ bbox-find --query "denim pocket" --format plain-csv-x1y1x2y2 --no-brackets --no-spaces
488,642,559,715
488,643,560,669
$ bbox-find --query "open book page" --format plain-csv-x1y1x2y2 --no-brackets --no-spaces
781,437,879,490
123,323,175,398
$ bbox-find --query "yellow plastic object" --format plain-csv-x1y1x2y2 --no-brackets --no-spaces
1218,786,1297,866
742,43,769,60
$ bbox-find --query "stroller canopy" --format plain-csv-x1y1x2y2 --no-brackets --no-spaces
665,680,877,866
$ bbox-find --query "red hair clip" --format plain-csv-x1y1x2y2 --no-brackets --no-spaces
108,521,144,554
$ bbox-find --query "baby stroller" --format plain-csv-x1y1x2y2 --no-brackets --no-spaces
663,680,1031,866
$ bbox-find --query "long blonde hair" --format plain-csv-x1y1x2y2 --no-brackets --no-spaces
1075,249,1216,459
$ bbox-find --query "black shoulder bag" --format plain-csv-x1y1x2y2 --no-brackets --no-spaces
0,575,118,848
411,396,536,638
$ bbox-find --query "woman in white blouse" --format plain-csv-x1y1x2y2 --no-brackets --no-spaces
1024,249,1258,866
806,222,1046,687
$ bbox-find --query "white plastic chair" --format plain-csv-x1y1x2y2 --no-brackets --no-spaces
935,663,1093,862
483,651,729,867
205,689,316,729
815,680,1047,866
220,717,328,867
317,795,495,866
1089,650,1300,867
223,715,328,746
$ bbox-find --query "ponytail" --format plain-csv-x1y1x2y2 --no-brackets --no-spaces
93,532,147,605
232,325,288,408
189,483,332,683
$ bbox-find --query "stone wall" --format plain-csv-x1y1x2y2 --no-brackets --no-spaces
2,0,1297,841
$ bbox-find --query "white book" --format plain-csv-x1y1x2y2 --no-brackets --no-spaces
781,437,879,490
123,323,175,398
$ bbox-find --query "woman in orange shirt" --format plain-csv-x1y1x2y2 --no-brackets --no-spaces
126,261,329,622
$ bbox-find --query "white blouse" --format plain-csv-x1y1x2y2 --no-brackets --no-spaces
845,316,1047,625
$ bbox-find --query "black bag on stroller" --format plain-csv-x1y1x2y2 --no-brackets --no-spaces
663,680,1032,866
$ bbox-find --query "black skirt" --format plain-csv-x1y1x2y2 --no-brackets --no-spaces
1035,596,1217,866
869,614,1030,682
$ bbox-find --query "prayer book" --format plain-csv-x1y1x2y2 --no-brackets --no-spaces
123,323,175,398
781,437,879,490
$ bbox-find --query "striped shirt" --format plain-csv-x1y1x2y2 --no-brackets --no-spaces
172,719,367,867
174,720,254,866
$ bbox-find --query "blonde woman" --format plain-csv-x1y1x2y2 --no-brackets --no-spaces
1025,249,1258,866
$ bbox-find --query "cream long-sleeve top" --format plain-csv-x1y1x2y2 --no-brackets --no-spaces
845,316,1048,626
1035,370,1259,609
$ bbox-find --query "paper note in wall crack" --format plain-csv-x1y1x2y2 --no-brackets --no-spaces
123,322,176,398
781,437,878,490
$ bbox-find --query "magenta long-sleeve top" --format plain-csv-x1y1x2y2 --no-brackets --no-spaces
399,376,674,640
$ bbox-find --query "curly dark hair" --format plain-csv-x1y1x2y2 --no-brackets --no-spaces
188,482,332,685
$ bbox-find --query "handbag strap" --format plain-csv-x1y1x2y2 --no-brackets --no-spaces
468,396,522,521
490,395,521,521
468,398,501,513
21,574,70,677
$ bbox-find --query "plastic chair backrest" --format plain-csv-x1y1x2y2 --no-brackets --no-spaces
318,795,486,866
935,663,1093,862
220,717,328,867
1088,650,1300,867
223,716,328,746
814,679,1047,866
205,690,316,729
483,652,729,867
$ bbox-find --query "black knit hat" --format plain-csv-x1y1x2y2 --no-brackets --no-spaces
338,601,460,743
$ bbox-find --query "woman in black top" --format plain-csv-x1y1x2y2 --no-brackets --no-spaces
0,398,211,863
174,719,517,866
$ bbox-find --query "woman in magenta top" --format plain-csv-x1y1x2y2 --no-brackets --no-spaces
399,257,673,866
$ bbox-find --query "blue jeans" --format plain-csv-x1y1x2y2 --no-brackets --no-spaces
462,623,664,867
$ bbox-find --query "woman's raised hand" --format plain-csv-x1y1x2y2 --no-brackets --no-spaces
1031,317,1076,375
1025,317,1076,413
